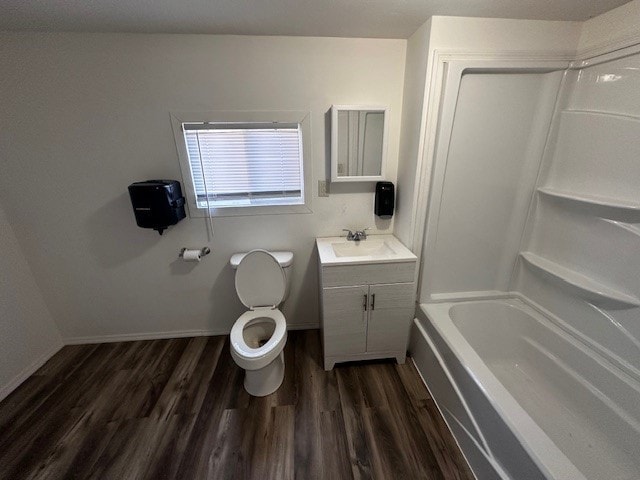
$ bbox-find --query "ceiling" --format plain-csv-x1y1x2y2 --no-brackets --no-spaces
0,0,631,39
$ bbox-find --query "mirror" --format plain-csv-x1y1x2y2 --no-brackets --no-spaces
331,105,388,182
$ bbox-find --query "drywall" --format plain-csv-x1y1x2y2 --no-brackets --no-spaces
0,203,63,401
0,33,406,341
394,19,431,250
427,16,581,54
578,0,640,57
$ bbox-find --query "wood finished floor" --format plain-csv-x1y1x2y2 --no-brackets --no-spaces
0,330,473,480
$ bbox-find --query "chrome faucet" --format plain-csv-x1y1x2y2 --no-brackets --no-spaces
342,228,370,241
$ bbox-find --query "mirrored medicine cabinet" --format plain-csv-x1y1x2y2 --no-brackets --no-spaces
330,105,388,183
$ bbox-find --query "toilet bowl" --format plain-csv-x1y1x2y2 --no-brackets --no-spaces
229,249,293,396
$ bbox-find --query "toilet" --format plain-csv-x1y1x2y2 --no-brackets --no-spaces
229,249,293,396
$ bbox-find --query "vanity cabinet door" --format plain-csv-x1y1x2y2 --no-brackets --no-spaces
366,282,415,353
322,285,368,356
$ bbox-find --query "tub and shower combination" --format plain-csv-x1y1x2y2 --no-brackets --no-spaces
410,46,640,479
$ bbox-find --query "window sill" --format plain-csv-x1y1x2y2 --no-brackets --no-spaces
186,203,312,218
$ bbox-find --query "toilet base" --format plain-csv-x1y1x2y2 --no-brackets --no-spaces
243,351,285,397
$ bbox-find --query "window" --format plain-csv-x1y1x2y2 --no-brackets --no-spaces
172,111,311,216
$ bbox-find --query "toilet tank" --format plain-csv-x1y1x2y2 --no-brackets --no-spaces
230,251,294,301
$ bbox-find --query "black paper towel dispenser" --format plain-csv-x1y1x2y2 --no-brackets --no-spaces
128,180,186,235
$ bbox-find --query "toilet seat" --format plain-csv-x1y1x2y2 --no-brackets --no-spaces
235,249,286,309
230,308,287,370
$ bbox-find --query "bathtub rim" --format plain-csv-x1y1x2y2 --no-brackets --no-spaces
426,291,640,384
417,296,589,480
409,323,511,480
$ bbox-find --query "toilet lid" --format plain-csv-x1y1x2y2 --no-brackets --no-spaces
235,249,286,309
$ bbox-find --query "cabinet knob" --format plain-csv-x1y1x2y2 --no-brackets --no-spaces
363,294,368,311
371,294,376,310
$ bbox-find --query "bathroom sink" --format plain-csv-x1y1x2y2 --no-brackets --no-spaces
316,234,417,266
331,239,396,257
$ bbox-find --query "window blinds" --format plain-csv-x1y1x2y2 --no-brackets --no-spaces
183,122,304,208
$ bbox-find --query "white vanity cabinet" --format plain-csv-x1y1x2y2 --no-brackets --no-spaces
316,235,418,371
366,282,416,352
321,285,369,358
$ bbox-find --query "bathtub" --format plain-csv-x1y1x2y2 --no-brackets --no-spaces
411,297,640,480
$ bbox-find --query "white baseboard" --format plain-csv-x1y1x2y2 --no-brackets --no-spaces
0,342,63,403
63,323,320,345
63,328,229,345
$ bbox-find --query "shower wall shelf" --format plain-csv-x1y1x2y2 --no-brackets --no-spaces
520,251,640,309
603,219,640,239
538,187,640,213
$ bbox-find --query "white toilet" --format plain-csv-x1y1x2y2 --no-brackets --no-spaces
229,249,293,396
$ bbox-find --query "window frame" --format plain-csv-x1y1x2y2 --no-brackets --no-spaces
171,110,312,217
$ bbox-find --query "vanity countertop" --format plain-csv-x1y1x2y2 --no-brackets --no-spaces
316,234,417,266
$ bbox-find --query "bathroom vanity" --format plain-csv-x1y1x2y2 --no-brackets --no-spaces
316,235,417,370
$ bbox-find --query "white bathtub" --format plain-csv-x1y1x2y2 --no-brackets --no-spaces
412,297,640,480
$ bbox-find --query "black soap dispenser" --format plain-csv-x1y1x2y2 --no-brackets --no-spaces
374,181,394,219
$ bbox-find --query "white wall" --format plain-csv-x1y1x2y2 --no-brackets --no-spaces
428,17,581,54
0,33,406,342
0,203,63,401
394,19,431,250
578,0,640,57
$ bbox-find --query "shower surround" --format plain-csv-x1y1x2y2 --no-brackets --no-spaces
411,45,640,479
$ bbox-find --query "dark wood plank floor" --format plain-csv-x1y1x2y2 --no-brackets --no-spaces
0,330,473,480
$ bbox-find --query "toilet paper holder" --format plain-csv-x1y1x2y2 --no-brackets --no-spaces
178,247,211,258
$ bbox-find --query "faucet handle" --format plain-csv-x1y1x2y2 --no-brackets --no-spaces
356,227,371,239
342,229,355,240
